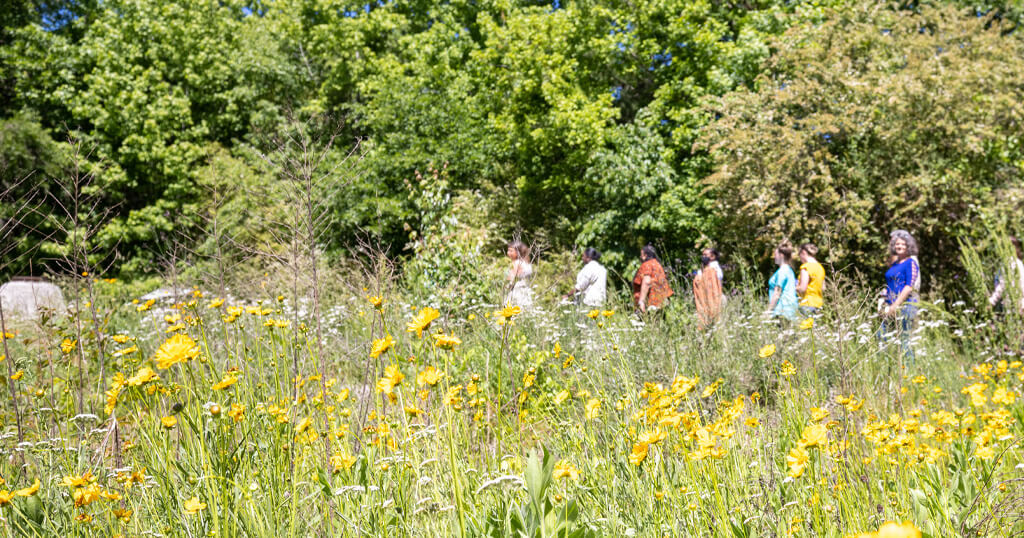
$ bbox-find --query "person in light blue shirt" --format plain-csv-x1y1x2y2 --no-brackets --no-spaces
767,240,799,320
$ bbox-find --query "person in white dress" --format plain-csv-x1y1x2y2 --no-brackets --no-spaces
989,236,1024,313
564,248,607,307
505,241,534,310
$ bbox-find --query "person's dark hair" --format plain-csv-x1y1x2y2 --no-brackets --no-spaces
776,240,794,263
583,247,601,261
508,240,530,261
1011,236,1023,260
703,247,720,261
800,243,818,257
641,244,659,262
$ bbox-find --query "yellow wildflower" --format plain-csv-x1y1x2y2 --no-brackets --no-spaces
787,446,809,478
992,387,1016,405
798,424,828,449
183,496,206,515
407,307,440,338
639,428,668,445
701,379,723,398
154,334,200,369
553,460,581,481
14,479,40,497
369,334,394,359
629,443,649,466
855,521,922,538
585,398,601,420
228,403,245,422
444,385,463,407
432,333,461,350
62,472,96,488
330,454,357,472
758,344,776,359
962,383,987,407
554,389,570,405
416,366,444,387
498,304,522,319
376,365,404,395
161,416,177,429
127,367,158,386
212,375,238,391
114,345,138,357
73,484,102,507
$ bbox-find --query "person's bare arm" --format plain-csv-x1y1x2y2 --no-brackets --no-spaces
885,285,914,316
797,269,809,295
767,286,782,312
638,275,652,312
507,261,521,282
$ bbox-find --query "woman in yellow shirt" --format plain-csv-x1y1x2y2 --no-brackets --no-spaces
796,243,825,316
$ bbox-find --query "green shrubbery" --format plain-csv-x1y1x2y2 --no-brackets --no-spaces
2,1,1024,292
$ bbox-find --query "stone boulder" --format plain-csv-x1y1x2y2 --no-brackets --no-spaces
0,279,66,319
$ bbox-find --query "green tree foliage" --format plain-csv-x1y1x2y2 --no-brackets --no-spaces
2,0,1021,287
2,0,304,273
314,0,809,263
698,3,1024,284
0,115,68,276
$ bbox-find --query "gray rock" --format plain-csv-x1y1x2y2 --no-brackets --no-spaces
0,279,66,319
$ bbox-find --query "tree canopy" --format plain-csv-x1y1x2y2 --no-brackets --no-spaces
1,0,1022,287
698,3,1024,281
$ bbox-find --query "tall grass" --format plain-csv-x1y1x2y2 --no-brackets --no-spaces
0,258,1021,537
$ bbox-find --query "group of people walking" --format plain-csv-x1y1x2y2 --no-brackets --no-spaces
503,231,1024,355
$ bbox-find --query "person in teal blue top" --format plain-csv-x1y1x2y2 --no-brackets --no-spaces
766,240,799,320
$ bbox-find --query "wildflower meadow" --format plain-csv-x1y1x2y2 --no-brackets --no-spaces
3,1,1024,536
0,268,1022,538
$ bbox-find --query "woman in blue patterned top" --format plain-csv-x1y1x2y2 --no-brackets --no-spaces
881,229,920,361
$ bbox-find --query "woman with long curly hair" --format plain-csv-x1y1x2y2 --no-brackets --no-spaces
881,229,921,361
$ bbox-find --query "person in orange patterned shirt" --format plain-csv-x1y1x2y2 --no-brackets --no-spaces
633,245,673,314
693,249,723,329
